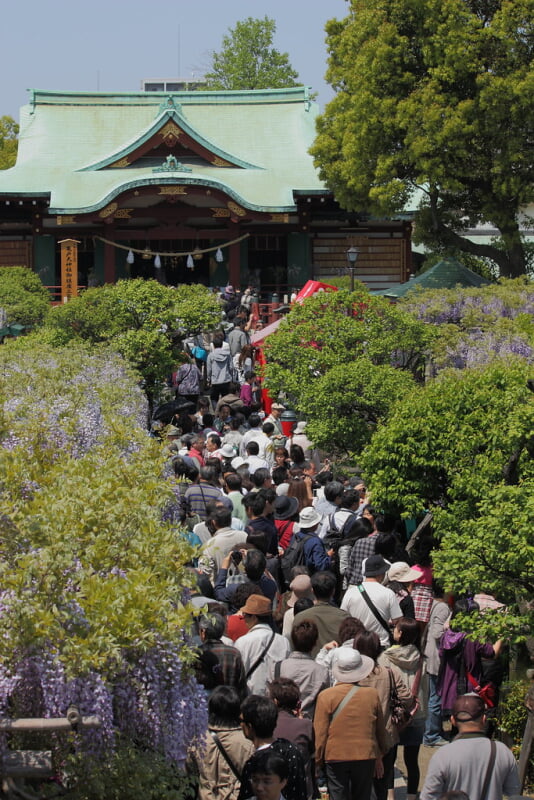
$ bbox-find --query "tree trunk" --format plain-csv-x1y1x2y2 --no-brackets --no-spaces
427,193,527,278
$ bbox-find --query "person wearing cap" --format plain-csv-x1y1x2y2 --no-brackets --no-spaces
314,648,389,800
281,574,313,638
265,403,286,446
420,694,519,800
235,595,290,696
290,420,321,471
293,507,333,574
341,555,402,648
384,561,422,619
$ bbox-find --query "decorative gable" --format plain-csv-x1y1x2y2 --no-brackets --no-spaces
80,96,259,172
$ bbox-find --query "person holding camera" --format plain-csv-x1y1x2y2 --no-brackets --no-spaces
214,549,278,611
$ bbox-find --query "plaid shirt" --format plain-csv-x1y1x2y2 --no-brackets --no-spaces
412,584,434,623
344,532,379,586
201,639,248,698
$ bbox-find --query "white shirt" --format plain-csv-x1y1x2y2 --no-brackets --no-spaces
235,623,291,695
341,581,402,647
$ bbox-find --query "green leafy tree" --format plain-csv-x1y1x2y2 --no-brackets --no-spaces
0,340,207,794
311,0,534,278
205,16,301,90
360,359,534,640
43,279,221,403
0,265,50,326
263,288,432,455
0,340,196,672
0,115,18,170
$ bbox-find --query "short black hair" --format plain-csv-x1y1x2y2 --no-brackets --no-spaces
246,440,260,456
209,686,241,727
241,695,278,738
248,414,261,429
210,506,232,529
249,749,289,782
245,549,267,581
225,473,242,492
311,570,336,600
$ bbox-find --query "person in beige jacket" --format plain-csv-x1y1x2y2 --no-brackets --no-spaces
195,686,254,800
378,617,427,800
354,629,413,800
314,648,389,800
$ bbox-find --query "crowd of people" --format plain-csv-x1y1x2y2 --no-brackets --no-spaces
153,290,521,800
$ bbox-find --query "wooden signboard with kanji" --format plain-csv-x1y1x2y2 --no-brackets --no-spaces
59,238,80,302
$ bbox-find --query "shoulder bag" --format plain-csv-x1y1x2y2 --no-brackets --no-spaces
357,584,394,645
331,685,359,723
209,730,242,781
246,630,275,679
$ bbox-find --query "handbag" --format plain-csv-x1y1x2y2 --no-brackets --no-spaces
388,664,422,731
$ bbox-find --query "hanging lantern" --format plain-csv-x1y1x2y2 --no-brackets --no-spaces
154,254,161,269
142,245,151,260
215,247,224,263
193,247,202,261
126,249,135,264
187,254,194,269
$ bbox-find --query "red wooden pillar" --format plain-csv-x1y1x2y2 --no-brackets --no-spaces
103,238,116,284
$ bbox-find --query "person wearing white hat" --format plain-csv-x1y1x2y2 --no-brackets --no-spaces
385,562,422,619
314,648,389,800
293,507,333,574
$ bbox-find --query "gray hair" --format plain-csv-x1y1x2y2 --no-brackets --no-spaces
199,612,226,640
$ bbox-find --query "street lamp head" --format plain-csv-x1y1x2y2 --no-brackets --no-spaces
347,246,360,266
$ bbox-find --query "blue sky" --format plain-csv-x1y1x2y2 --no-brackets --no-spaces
1,0,349,120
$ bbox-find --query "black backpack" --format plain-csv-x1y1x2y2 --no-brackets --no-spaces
280,533,314,589
323,511,357,551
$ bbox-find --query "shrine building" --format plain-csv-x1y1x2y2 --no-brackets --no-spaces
0,87,412,296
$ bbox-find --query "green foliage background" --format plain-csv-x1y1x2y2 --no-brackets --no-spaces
204,16,301,91
0,340,197,675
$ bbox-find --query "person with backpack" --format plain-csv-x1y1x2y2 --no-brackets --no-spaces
286,507,333,576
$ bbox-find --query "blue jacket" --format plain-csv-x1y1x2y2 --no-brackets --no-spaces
297,531,332,573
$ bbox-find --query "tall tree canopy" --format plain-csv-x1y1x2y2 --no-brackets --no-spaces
204,16,301,90
311,0,534,278
0,115,18,170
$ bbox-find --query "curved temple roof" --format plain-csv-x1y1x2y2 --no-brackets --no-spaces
0,87,326,215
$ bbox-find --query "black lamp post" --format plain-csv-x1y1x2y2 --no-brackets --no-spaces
346,246,360,292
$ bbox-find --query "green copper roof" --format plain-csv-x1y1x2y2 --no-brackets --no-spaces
374,257,491,298
0,88,326,214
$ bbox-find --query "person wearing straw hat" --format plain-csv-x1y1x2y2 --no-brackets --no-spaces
314,647,389,800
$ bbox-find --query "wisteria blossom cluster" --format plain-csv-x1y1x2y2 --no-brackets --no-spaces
401,278,534,326
400,279,534,372
0,338,207,790
0,344,149,465
0,646,206,768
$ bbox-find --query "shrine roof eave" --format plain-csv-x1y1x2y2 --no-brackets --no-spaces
48,175,298,216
